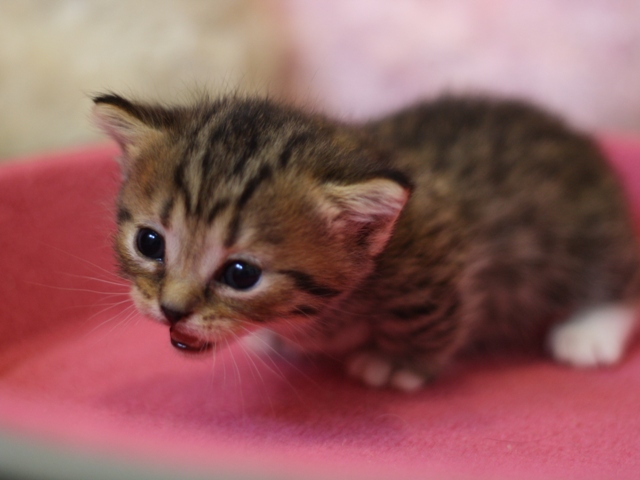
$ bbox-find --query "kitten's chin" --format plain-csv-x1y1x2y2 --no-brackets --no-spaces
169,325,214,355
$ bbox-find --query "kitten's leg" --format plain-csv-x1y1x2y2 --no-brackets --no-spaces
345,351,435,392
345,307,462,391
548,305,637,367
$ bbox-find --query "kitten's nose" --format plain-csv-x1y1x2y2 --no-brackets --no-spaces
161,305,191,325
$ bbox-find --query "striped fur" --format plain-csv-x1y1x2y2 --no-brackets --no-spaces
94,94,640,387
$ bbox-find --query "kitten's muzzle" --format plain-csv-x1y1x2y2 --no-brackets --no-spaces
161,305,192,325
161,304,213,353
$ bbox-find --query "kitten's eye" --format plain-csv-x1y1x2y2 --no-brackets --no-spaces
136,228,165,261
220,261,262,290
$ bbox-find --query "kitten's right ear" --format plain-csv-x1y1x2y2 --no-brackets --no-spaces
91,94,164,159
321,175,411,256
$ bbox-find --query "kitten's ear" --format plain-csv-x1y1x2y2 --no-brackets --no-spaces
323,175,411,256
91,94,167,159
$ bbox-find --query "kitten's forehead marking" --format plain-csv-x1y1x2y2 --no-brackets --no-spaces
169,103,271,219
169,155,278,250
160,196,175,228
166,197,228,282
224,163,274,248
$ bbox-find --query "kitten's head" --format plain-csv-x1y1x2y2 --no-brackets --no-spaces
93,94,411,353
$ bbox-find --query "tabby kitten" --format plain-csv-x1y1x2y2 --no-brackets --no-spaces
93,93,640,391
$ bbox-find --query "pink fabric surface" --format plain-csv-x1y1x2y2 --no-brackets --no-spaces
1,140,640,479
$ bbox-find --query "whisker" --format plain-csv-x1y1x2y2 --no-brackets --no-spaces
25,281,129,297
237,328,286,379
226,337,246,415
59,298,131,312
209,342,219,390
272,317,343,363
84,298,134,324
239,326,324,391
39,244,122,281
58,272,129,288
227,336,243,386
85,303,137,336
79,306,138,354
104,305,139,338
83,299,134,309
233,331,279,411
238,327,305,405
222,337,229,388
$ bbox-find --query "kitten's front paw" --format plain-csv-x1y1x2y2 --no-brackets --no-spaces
345,352,428,392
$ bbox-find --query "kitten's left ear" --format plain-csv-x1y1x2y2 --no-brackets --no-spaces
323,174,411,256
91,94,171,160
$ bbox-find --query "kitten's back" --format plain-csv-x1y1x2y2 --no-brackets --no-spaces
365,96,640,346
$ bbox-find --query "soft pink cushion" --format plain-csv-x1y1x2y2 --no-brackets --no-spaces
1,139,640,479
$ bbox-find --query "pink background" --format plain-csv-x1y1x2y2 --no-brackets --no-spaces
284,0,640,133
1,141,640,479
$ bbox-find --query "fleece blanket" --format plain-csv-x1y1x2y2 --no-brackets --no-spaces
0,139,640,480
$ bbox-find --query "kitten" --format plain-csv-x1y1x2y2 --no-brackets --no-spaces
93,93,640,391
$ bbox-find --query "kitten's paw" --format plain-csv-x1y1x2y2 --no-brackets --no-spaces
345,352,427,392
548,305,637,367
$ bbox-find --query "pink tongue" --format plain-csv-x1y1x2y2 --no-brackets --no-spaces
169,326,212,353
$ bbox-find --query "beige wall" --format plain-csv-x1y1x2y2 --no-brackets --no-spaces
1,0,639,161
0,0,287,160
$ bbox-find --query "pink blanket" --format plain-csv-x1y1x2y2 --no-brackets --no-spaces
1,139,639,479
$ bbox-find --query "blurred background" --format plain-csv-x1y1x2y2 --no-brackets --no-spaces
1,0,639,161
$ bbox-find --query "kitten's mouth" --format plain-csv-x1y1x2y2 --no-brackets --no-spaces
169,326,213,354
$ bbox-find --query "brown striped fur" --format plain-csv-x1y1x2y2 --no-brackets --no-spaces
93,94,640,385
